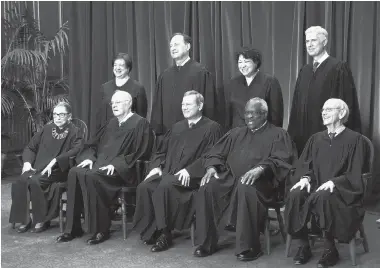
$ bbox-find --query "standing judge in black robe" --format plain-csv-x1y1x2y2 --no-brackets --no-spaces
133,90,223,252
56,91,154,245
288,26,361,155
285,98,369,267
193,98,295,260
224,47,283,130
150,33,222,137
9,102,83,233
95,52,148,132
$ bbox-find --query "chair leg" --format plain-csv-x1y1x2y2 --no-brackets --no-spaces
359,223,369,253
276,207,286,243
349,238,357,266
264,217,271,255
121,200,128,240
59,198,64,233
285,234,292,257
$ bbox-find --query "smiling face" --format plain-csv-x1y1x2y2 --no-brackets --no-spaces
53,105,71,128
113,59,129,79
181,94,202,120
244,101,267,130
170,35,190,61
321,99,344,126
305,31,327,57
238,54,258,77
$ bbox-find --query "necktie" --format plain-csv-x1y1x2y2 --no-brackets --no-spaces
313,62,319,72
189,123,195,129
328,132,336,139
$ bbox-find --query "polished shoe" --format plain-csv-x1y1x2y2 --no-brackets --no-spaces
193,245,216,257
17,221,32,233
143,231,161,245
224,224,236,232
293,245,312,265
31,221,51,233
317,247,339,268
87,232,110,245
56,230,84,243
151,233,172,252
237,248,264,261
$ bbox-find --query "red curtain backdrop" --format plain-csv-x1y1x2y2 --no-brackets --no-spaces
67,1,380,198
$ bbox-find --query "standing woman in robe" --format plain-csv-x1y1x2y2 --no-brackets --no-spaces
95,52,148,132
9,102,84,233
224,47,284,130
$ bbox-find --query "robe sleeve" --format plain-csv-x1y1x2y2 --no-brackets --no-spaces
256,130,296,187
287,67,303,136
331,135,367,206
203,129,235,173
55,126,85,172
185,123,224,178
331,62,361,133
110,120,154,178
267,77,284,127
22,127,45,165
135,85,148,118
150,74,165,135
76,123,108,163
148,128,172,171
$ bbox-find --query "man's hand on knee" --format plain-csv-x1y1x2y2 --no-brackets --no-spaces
200,167,219,186
77,159,93,169
316,180,335,193
290,177,311,193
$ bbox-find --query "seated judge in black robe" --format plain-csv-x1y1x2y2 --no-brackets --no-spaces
150,33,223,137
95,52,148,132
133,90,223,252
288,26,361,155
224,47,283,130
285,98,369,267
56,91,154,245
9,102,83,233
193,98,295,260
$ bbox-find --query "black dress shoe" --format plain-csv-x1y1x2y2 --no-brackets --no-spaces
143,230,161,245
224,224,236,232
193,245,215,257
237,249,264,261
294,245,312,265
317,247,339,268
151,233,172,252
56,230,84,243
87,232,110,245
17,221,32,233
31,221,51,233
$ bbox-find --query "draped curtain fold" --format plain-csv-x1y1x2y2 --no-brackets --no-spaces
68,1,380,198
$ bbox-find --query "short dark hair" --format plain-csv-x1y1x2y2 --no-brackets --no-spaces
170,33,192,45
235,47,262,69
112,52,133,73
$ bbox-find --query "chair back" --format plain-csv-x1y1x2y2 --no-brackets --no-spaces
70,118,89,141
361,135,374,202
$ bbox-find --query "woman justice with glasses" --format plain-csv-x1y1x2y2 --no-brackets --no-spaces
9,102,84,233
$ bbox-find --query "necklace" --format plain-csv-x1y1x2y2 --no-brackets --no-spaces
52,127,69,140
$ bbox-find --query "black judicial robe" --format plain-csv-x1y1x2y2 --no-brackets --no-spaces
288,57,361,154
9,123,83,224
133,117,223,240
150,59,222,135
95,78,148,132
224,72,284,130
64,114,154,234
285,128,368,243
195,123,294,249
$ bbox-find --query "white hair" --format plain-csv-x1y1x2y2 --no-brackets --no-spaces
326,98,350,124
247,97,268,113
305,26,328,41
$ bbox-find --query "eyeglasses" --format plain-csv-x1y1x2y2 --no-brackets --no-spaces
109,100,128,106
320,108,341,113
244,111,265,117
53,113,68,118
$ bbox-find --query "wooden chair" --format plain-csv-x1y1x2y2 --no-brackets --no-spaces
285,135,373,266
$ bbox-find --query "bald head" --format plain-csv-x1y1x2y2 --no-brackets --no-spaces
111,91,132,118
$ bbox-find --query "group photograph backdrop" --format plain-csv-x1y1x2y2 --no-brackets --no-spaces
2,1,380,200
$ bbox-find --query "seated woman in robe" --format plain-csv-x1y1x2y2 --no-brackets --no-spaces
9,102,84,233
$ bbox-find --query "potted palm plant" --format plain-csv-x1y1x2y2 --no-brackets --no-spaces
1,3,70,174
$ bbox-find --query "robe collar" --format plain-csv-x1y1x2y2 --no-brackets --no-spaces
176,56,191,67
118,112,134,126
250,120,267,134
187,116,202,128
313,51,329,67
327,125,346,137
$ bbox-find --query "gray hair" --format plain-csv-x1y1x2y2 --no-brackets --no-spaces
54,101,72,114
184,90,204,106
331,98,350,124
246,97,268,113
305,26,328,41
